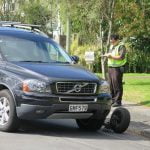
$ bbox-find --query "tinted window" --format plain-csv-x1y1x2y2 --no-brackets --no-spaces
0,35,72,63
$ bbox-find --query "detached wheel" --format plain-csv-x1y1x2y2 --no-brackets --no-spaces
0,89,20,132
76,118,104,131
110,107,130,133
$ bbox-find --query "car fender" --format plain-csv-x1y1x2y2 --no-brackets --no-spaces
0,83,17,106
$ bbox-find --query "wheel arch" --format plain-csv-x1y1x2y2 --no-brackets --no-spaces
0,84,17,106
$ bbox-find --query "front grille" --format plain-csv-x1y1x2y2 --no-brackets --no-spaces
56,82,97,95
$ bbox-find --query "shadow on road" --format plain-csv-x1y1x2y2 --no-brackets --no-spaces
15,119,149,141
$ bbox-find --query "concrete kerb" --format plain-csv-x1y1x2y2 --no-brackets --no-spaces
123,101,150,139
127,122,150,139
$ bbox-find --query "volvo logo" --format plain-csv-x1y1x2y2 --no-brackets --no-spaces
74,84,82,92
64,82,89,94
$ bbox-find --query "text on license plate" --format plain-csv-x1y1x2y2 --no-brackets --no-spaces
69,104,88,112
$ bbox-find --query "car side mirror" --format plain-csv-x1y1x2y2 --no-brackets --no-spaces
71,55,79,64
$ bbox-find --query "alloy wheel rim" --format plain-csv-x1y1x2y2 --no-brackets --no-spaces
0,97,10,125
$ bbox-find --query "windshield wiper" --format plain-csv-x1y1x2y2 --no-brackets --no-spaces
18,60,70,64
18,61,49,63
50,61,70,64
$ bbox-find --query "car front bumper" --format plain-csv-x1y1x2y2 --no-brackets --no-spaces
16,93,111,120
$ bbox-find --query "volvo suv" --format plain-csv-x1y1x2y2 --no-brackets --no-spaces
0,22,111,132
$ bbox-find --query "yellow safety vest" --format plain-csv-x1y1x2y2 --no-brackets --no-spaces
108,43,127,67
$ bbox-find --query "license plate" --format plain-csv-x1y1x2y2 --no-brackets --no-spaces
69,104,88,112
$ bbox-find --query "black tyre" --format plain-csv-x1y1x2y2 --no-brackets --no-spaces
0,89,20,132
110,107,130,133
76,118,104,131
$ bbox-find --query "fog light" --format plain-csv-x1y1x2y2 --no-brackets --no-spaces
36,110,45,114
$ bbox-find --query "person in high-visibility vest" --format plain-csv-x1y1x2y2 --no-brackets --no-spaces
104,34,127,107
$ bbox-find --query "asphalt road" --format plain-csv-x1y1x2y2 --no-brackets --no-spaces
0,119,150,150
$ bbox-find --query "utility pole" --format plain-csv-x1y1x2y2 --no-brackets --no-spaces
66,0,71,53
66,15,71,53
100,18,106,79
50,0,53,37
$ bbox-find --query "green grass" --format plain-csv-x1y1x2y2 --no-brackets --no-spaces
96,73,150,107
123,73,150,107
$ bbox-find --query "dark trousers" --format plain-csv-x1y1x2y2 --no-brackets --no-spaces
108,67,124,104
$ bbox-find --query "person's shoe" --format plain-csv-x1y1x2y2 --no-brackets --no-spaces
112,102,122,107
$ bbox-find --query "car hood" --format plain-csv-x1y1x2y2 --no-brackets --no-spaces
6,62,100,81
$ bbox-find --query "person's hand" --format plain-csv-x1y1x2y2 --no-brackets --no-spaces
106,53,112,58
101,53,112,58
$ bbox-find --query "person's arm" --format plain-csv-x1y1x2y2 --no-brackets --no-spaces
106,53,122,60
106,45,126,60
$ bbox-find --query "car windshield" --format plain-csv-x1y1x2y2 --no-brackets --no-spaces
0,35,72,63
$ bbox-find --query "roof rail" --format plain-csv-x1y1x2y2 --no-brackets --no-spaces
13,24,48,37
0,22,41,29
0,21,48,37
19,24,41,29
0,21,21,26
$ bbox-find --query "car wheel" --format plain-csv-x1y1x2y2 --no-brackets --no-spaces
110,107,130,133
0,89,20,132
76,118,104,131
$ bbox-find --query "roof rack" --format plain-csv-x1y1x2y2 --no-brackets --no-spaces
0,21,41,29
0,21,21,26
0,21,48,37
14,24,48,37
18,24,41,30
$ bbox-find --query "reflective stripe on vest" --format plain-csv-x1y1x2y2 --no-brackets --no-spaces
108,43,127,67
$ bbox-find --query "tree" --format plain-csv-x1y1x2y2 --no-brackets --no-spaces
1,0,148,73
66,0,150,73
113,0,150,73
21,0,50,32
0,0,22,21
98,0,116,79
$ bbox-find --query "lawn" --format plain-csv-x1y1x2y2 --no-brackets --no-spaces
96,73,150,107
123,73,150,107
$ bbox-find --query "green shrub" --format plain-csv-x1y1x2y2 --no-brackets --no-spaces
70,39,101,72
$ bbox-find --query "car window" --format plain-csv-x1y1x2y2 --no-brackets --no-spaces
0,35,72,63
46,43,68,62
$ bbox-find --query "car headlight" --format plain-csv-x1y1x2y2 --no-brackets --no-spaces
22,79,51,93
99,80,110,94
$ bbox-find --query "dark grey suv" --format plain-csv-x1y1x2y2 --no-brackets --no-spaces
0,22,112,132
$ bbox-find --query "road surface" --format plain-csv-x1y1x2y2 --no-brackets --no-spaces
0,119,150,150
